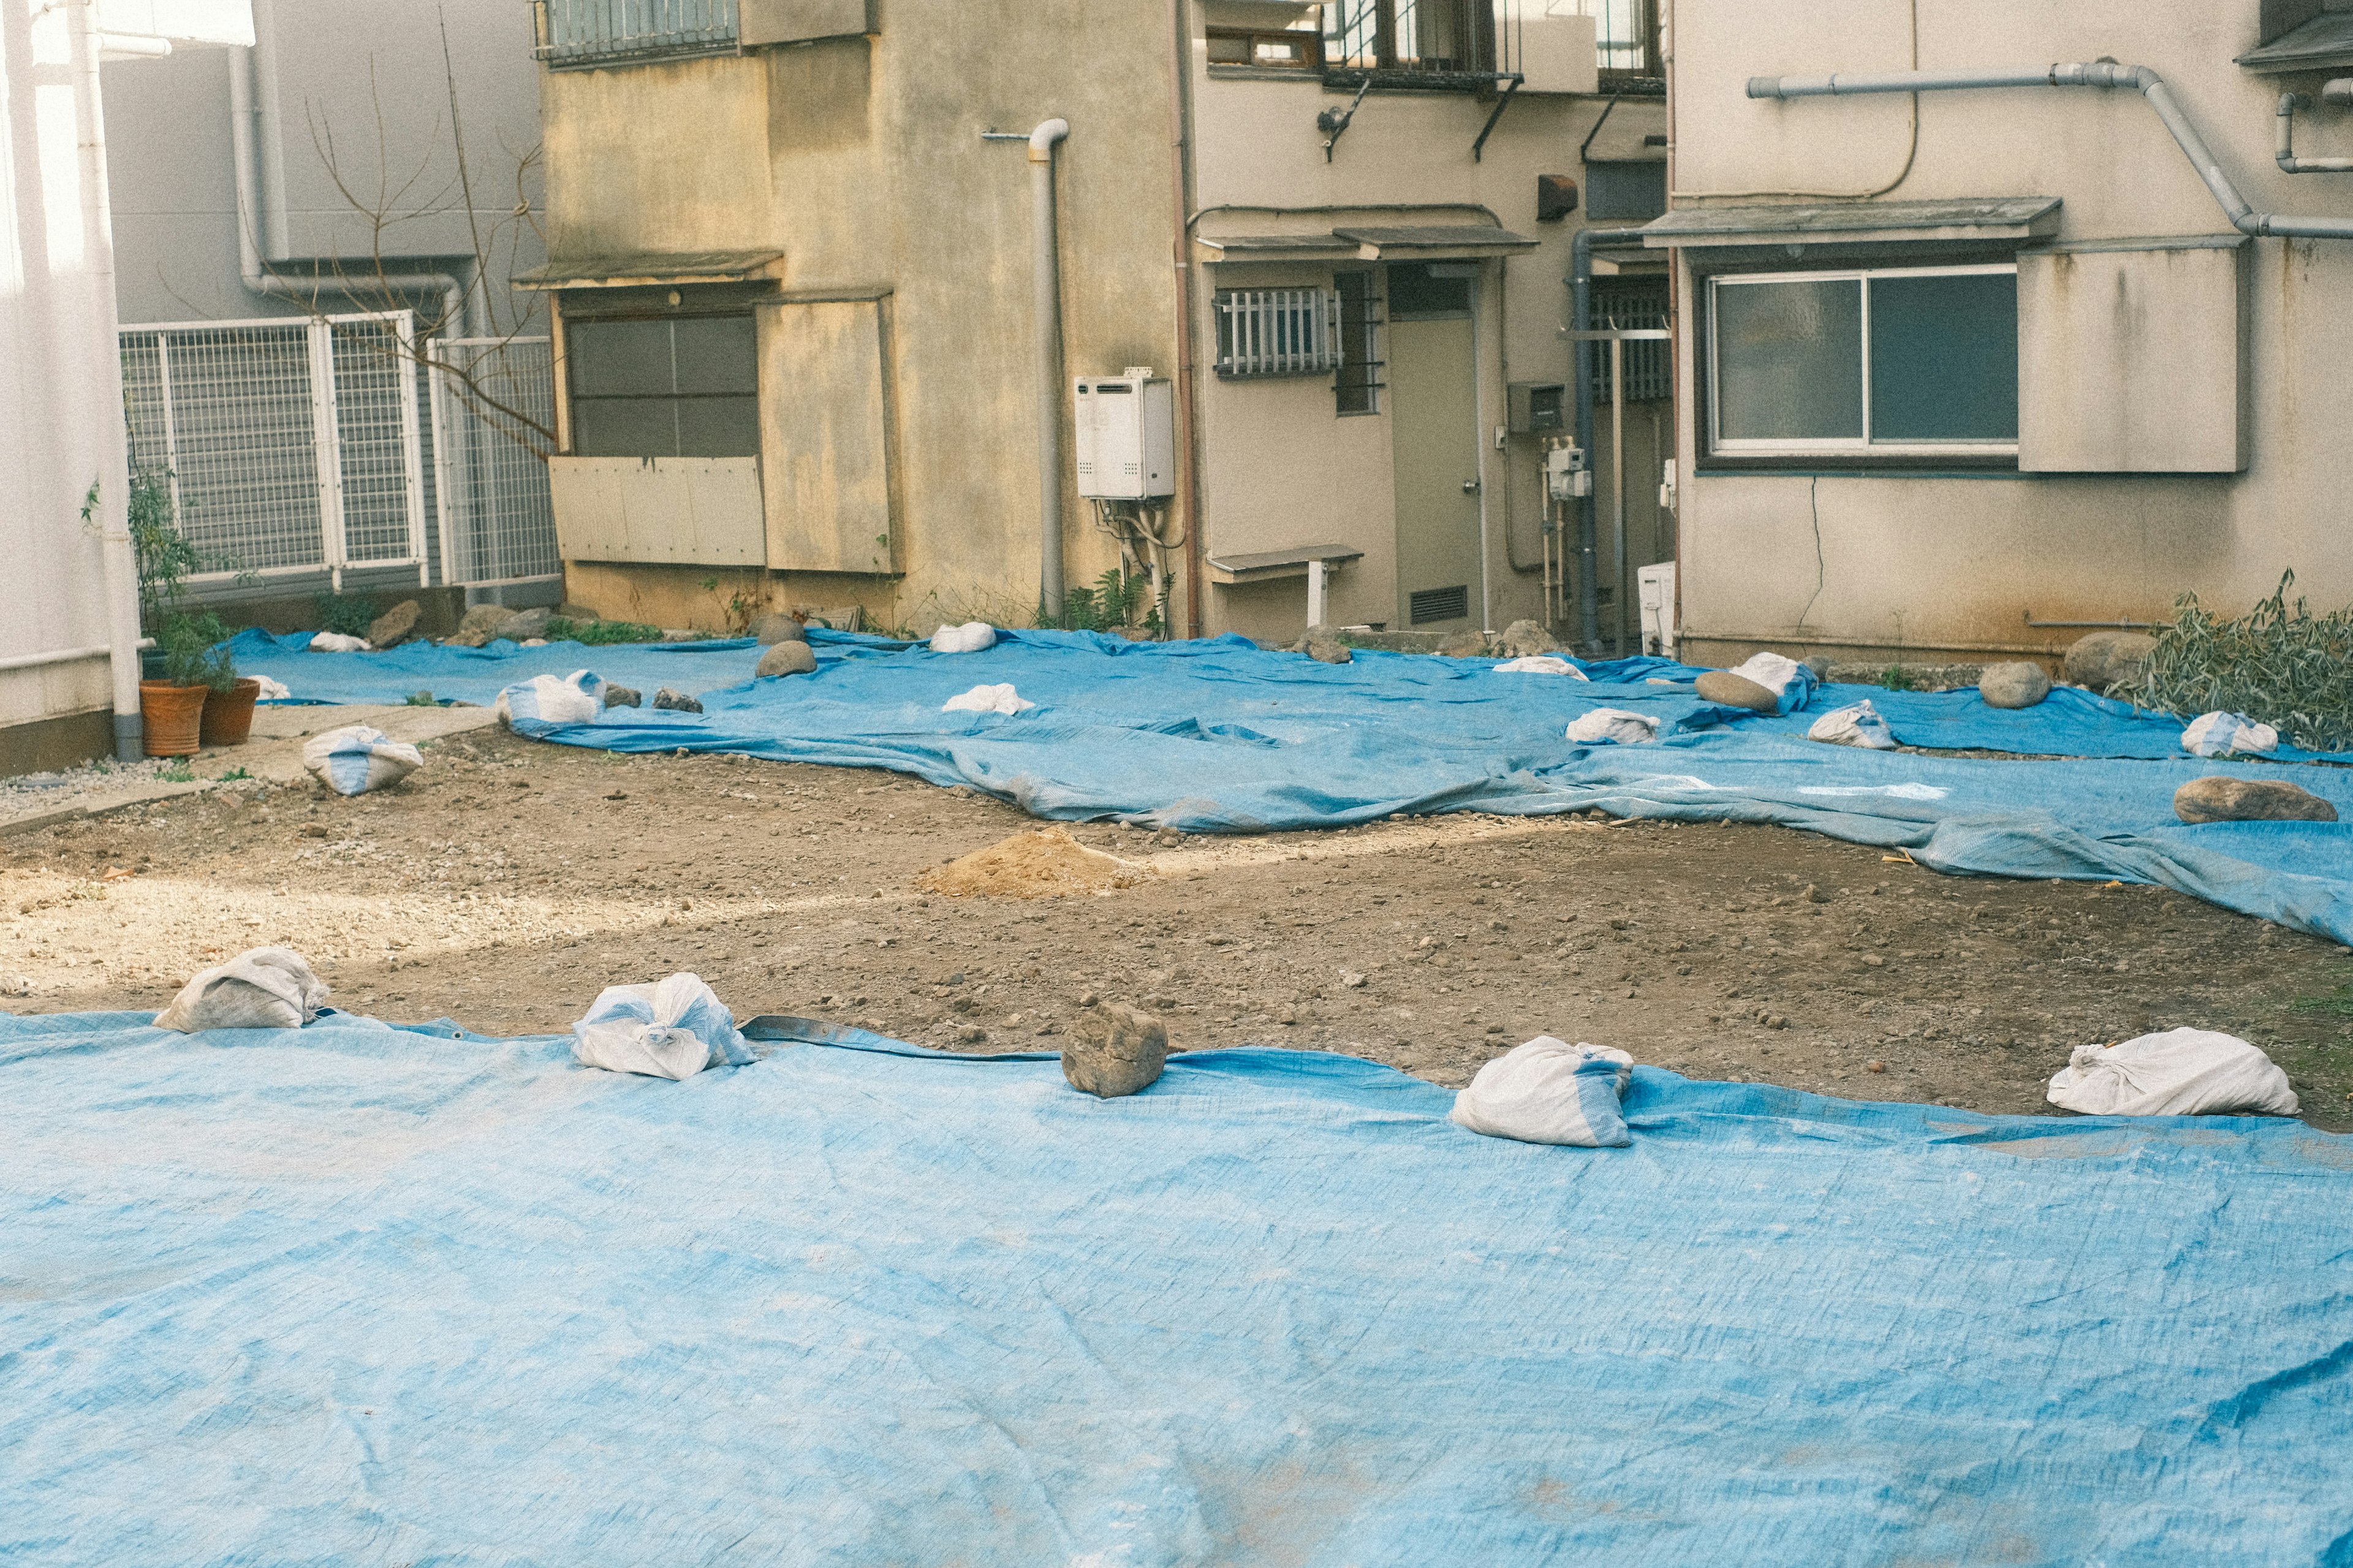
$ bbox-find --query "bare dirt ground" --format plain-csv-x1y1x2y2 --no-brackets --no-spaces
6,727,2349,1130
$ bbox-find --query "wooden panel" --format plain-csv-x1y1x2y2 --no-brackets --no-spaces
760,299,898,575
548,456,765,566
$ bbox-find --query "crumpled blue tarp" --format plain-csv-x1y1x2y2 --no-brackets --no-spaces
2,1008,2347,1566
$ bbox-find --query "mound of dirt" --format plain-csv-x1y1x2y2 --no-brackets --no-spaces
919,827,1152,900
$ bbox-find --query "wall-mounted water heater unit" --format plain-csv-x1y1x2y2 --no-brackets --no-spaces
1075,371,1178,500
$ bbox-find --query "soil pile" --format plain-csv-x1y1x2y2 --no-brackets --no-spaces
919,828,1151,900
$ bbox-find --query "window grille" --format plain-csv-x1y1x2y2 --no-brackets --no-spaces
428,339,563,588
1590,279,1672,404
1214,288,1342,379
534,0,739,69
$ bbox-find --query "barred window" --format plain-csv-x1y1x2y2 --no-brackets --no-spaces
1213,288,1341,378
1334,271,1382,415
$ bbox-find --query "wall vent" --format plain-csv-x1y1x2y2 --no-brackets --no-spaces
1409,585,1469,624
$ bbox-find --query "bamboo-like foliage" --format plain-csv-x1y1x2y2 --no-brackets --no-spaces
2111,572,2353,751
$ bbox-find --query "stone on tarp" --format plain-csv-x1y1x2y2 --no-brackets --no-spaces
2062,631,2156,693
1695,670,1778,713
1499,619,1558,659
652,687,704,714
751,612,808,646
1298,627,1352,665
1438,629,1494,658
1063,1001,1169,1098
2173,776,2338,824
1979,661,2053,710
366,599,422,649
491,607,552,643
603,684,643,708
444,604,506,648
757,642,818,678
796,605,862,633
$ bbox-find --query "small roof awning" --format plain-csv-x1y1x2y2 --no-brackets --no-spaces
1198,226,1538,263
517,250,786,290
1206,544,1365,585
1639,197,2061,249
2237,11,2353,72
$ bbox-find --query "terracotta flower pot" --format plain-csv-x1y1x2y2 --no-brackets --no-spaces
140,680,210,757
200,678,262,748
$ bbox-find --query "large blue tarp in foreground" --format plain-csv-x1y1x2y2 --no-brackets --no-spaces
4,1009,2349,1566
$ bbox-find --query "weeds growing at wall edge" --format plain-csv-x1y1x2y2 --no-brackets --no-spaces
2110,571,2353,751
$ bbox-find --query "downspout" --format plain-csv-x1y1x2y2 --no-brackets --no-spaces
1568,225,1648,654
1748,62,2353,240
67,0,146,759
1167,0,1207,638
2276,84,2353,173
1028,116,1072,617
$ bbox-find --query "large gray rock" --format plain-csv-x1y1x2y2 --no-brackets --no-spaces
756,641,818,678
1499,618,1558,659
1979,661,2053,709
2063,631,2157,693
2174,776,2339,824
652,687,704,714
1063,1002,1169,1098
556,602,601,623
751,612,808,646
1298,626,1352,665
1438,629,1495,658
491,607,552,643
1695,669,1778,713
444,604,506,648
366,599,422,649
603,684,642,709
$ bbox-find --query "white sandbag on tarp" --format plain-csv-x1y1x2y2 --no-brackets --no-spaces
930,621,998,654
301,725,423,797
308,632,371,653
252,675,292,701
154,947,330,1032
1565,708,1658,746
943,683,1035,715
572,972,754,1081
496,669,607,730
1495,656,1589,678
1726,651,1820,716
1451,1037,1635,1147
2046,1027,2300,1118
1809,699,1898,750
2182,711,2281,758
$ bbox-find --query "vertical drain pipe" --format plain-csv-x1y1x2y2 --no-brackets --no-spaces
1029,118,1072,618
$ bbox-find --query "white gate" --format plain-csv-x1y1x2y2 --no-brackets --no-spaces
119,312,430,589
426,338,562,588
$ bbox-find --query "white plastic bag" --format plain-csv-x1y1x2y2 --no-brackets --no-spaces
154,947,330,1032
309,632,371,653
1727,651,1819,714
253,675,292,701
301,725,423,796
943,683,1034,715
1809,699,1898,750
2046,1027,2300,1117
1495,655,1589,678
1451,1037,1635,1147
572,972,754,1081
495,669,606,731
1565,707,1658,745
2182,711,2281,758
930,621,999,654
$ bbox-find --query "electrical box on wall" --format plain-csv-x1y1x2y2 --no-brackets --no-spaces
1075,373,1178,500
1509,381,1567,434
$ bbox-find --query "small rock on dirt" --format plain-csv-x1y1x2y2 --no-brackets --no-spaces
603,685,643,708
492,607,552,643
1298,627,1352,665
757,642,818,678
366,600,422,649
1695,670,1778,713
2062,631,2156,693
1063,1002,1169,1098
1499,619,1558,659
1979,661,2052,709
652,687,703,714
2173,776,2339,824
751,612,808,646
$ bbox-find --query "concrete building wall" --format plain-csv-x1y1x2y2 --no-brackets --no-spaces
1665,0,2353,665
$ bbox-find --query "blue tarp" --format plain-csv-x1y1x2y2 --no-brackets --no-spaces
4,1008,2348,1565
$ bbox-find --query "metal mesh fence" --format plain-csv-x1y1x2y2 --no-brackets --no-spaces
329,317,426,569
428,338,561,586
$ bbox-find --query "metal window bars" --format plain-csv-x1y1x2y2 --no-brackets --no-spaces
532,0,740,69
1591,281,1672,403
1324,0,1655,83
1214,289,1343,378
426,339,563,589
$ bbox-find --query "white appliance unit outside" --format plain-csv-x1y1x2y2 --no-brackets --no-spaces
1074,373,1177,501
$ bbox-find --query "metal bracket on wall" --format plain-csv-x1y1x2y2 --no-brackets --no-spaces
1317,77,1374,162
1471,75,1525,162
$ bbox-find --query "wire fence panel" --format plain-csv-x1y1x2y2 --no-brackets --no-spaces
330,316,428,569
428,338,561,587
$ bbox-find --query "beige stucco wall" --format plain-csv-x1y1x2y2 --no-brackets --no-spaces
1667,0,2353,664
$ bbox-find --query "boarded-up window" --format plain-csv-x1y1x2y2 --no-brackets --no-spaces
760,298,897,574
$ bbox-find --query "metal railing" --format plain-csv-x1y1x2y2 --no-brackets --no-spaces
1214,289,1343,378
533,0,739,69
1590,281,1672,403
427,339,563,588
1324,0,1658,85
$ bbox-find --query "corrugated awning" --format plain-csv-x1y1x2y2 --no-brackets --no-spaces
517,251,786,290
1205,544,1365,585
1639,197,2061,249
1198,225,1539,262
2237,11,2353,72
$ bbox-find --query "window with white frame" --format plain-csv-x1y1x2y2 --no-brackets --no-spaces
1213,288,1341,379
1706,265,2018,459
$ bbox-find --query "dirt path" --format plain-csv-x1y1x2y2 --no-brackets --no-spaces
6,727,2349,1129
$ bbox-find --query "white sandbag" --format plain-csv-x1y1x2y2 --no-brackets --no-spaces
2182,711,2280,758
309,632,371,653
2046,1027,2300,1118
301,724,423,797
943,683,1035,715
930,621,998,654
252,675,292,701
1495,655,1589,678
1809,699,1898,750
495,669,606,730
572,972,754,1081
154,946,330,1032
1450,1036,1635,1147
1565,707,1658,745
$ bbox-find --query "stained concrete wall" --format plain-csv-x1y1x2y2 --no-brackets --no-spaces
1667,0,2353,665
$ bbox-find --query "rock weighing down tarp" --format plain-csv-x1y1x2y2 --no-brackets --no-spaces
3,1007,2349,1566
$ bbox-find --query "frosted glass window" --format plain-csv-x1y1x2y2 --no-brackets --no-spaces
1713,278,1863,442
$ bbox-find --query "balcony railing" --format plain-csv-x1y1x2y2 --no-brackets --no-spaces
533,0,739,69
1322,0,1659,88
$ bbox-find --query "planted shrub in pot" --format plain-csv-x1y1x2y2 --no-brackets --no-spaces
199,630,260,748
140,615,222,757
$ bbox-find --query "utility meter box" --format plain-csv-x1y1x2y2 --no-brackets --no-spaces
1509,381,1567,434
1075,374,1178,501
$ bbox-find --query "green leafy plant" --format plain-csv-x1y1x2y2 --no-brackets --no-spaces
2111,571,2353,751
314,591,381,637
91,470,208,634
546,616,664,646
1043,568,1151,633
156,761,196,784
217,766,253,782
158,611,235,691
1879,665,1917,692
406,691,439,706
